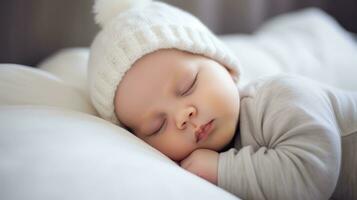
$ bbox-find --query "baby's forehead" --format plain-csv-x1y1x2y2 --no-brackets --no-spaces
134,49,195,71
127,59,184,90
126,50,198,89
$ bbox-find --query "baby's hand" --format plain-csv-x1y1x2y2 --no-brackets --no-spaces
180,149,218,185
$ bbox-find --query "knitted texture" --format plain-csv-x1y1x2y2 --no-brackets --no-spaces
88,1,241,125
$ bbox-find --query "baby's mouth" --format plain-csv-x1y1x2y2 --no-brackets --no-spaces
195,119,214,143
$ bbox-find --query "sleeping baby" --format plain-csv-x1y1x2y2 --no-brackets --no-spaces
88,0,357,199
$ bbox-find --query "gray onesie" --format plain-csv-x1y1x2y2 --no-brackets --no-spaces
218,74,357,200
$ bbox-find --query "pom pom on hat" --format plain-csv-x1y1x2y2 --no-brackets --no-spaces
93,0,152,27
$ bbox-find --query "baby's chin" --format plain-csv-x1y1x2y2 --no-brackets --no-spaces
174,145,224,162
170,146,210,162
171,152,191,162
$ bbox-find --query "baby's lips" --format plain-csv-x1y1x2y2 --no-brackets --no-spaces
195,126,206,142
195,119,214,142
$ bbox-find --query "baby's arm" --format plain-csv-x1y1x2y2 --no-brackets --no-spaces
180,149,219,185
218,76,341,200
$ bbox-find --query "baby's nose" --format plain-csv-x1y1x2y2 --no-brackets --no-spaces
176,106,197,129
179,119,197,130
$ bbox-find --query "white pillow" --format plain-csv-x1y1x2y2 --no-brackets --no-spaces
37,48,90,96
220,8,357,90
0,64,97,115
0,106,240,200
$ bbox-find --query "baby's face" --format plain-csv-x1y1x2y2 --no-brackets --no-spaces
115,49,240,161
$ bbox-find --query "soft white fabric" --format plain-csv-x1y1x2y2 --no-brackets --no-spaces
0,106,239,200
220,8,357,91
219,74,357,200
88,1,240,125
38,48,90,96
0,64,97,115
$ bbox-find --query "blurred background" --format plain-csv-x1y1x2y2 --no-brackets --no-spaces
0,0,356,66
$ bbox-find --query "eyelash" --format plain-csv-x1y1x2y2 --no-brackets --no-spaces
182,73,198,96
151,73,198,136
151,119,166,136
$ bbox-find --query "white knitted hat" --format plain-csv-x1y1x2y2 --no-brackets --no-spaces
88,0,241,125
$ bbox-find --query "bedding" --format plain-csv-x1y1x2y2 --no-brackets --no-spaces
220,8,357,90
38,48,90,96
1,7,357,200
0,64,97,115
0,106,238,200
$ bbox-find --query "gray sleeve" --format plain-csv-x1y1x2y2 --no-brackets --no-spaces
218,76,341,200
